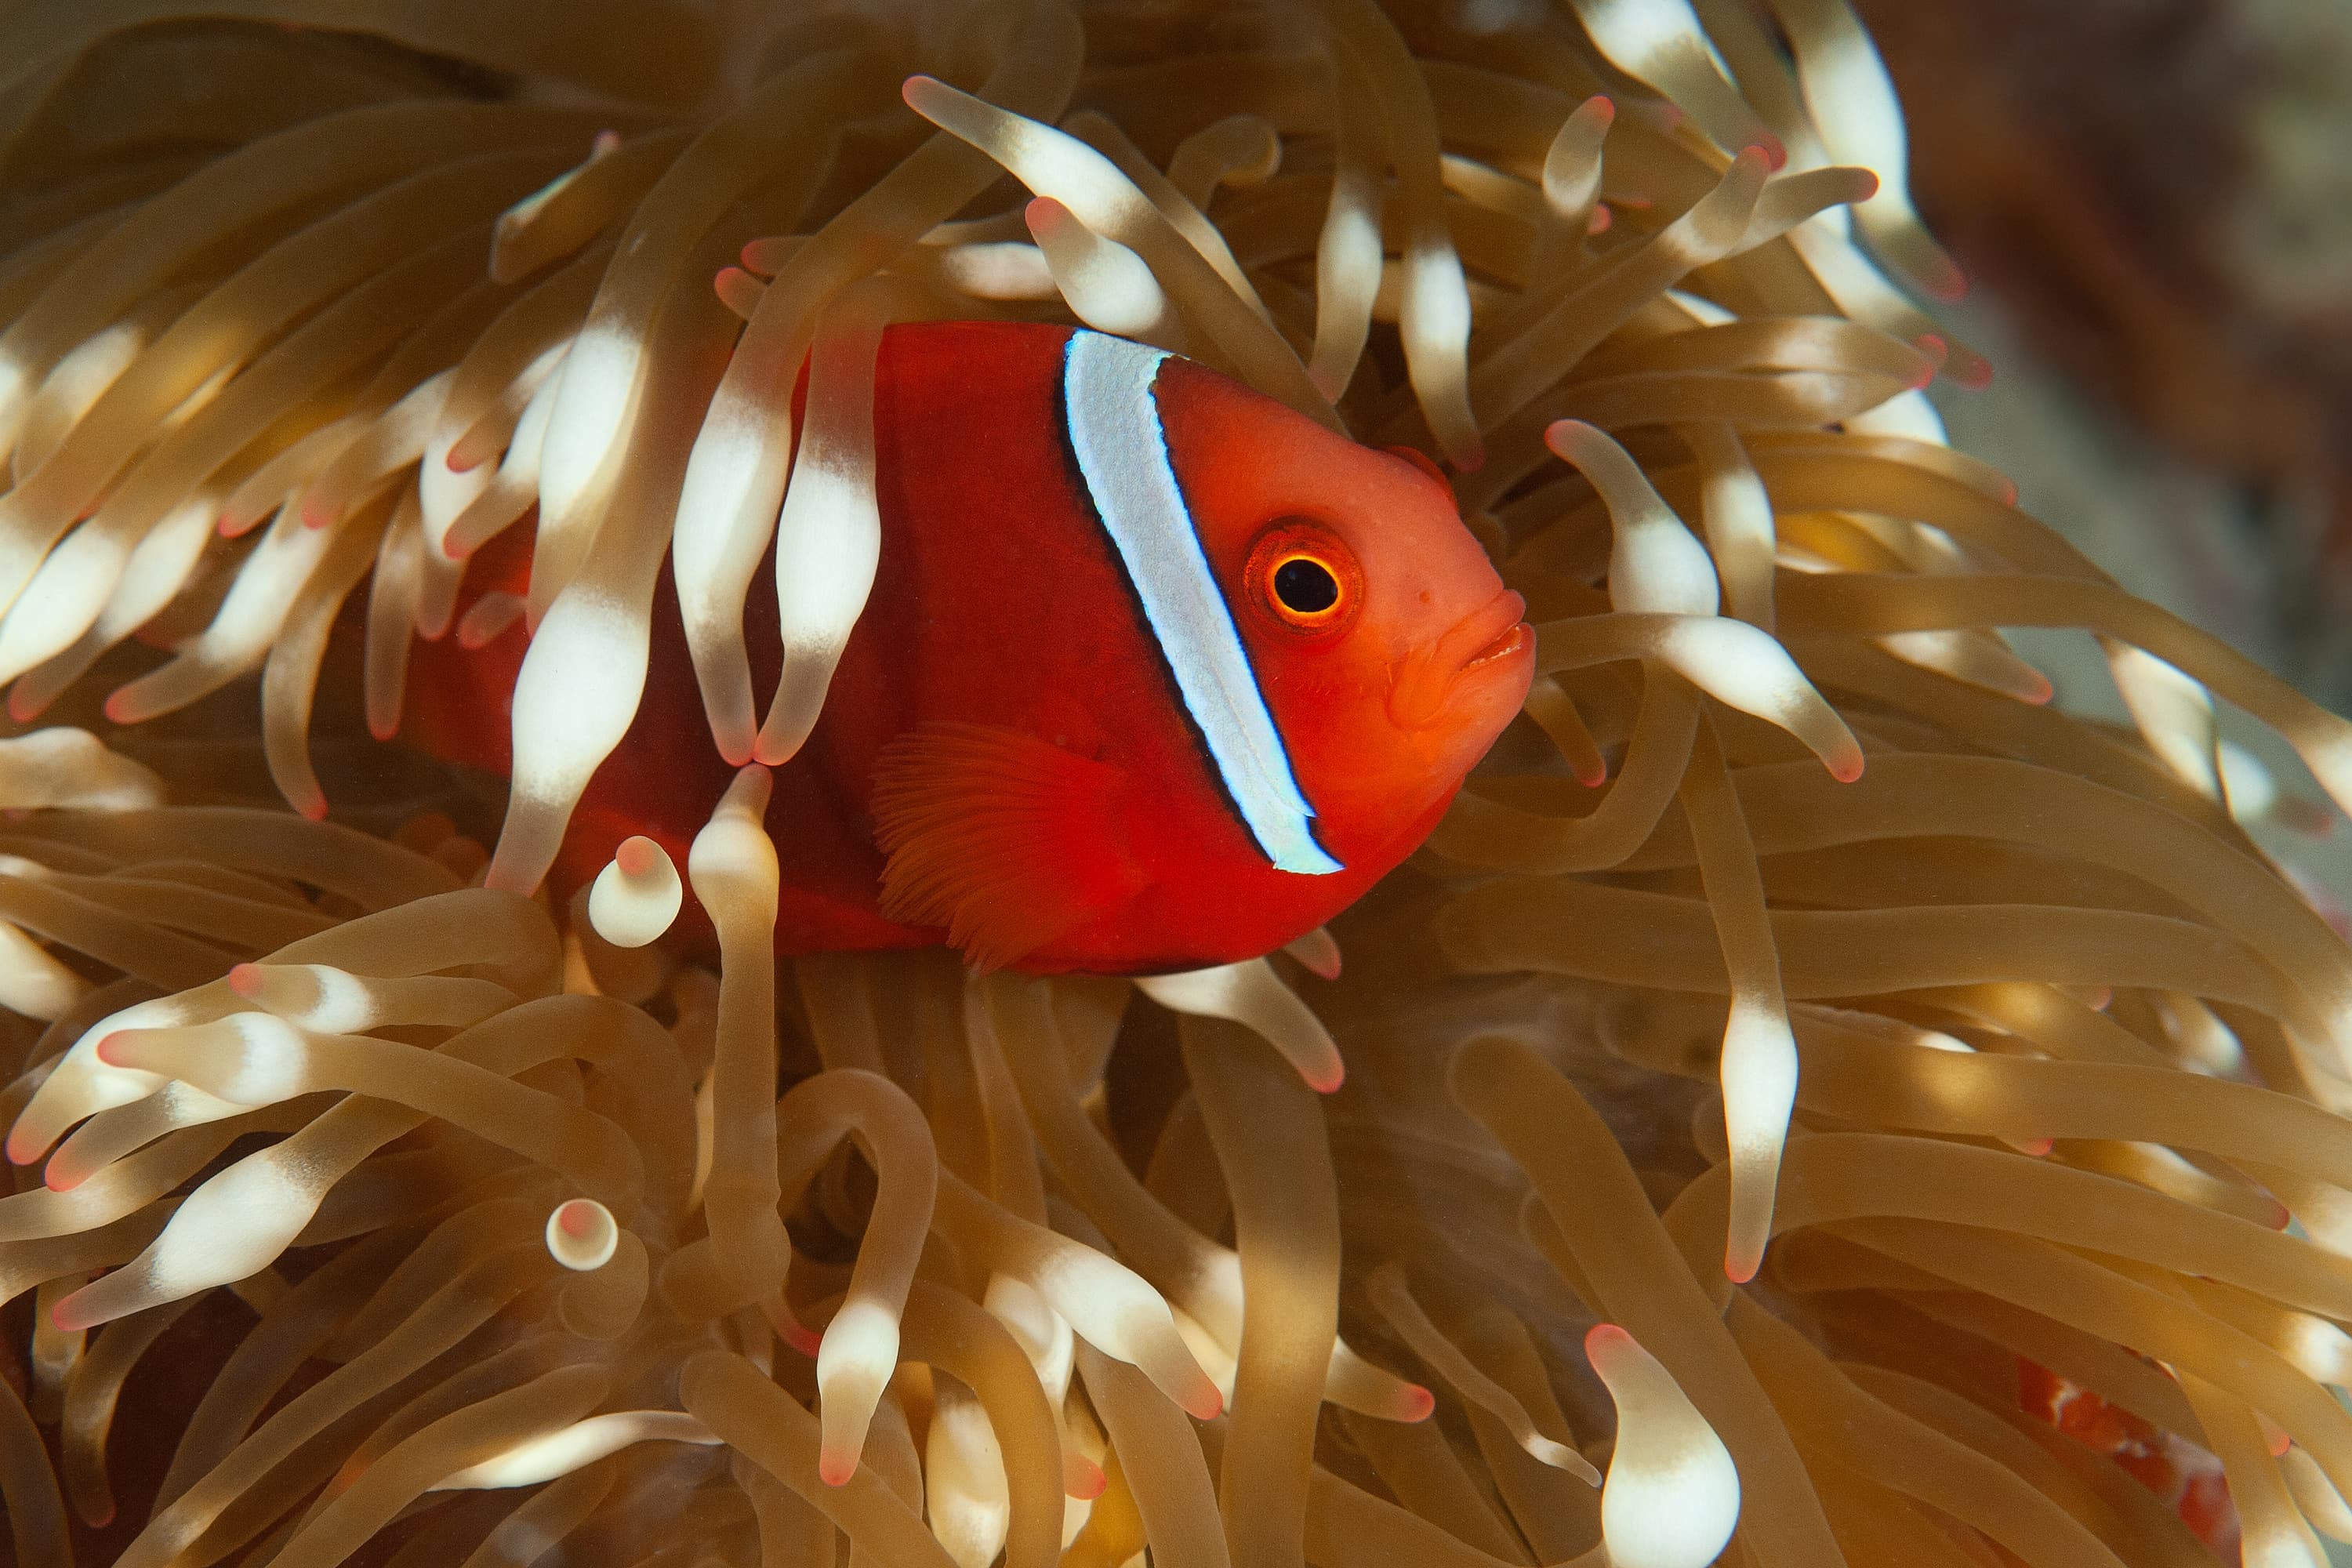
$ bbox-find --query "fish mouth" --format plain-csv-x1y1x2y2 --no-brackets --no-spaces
1442,590,1531,679
1390,590,1533,731
1459,619,1532,673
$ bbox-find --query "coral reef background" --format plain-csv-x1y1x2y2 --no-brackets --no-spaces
1872,0,2352,908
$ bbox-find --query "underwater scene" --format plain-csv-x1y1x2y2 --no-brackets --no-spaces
5,2,2352,1565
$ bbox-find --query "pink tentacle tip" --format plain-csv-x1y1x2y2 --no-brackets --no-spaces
557,1200,596,1236
818,1454,857,1488
296,793,329,823
1722,1250,1762,1285
2016,1138,2055,1158
1827,748,1866,785
1584,1323,1632,1358
1573,758,1610,789
93,1030,131,1067
227,962,263,996
1956,358,1995,391
50,1288,98,1336
783,1323,823,1358
1182,1381,1225,1421
1747,136,1788,172
1588,205,1613,236
7,686,42,725
100,690,134,725
1023,195,1071,235
1308,1062,1346,1095
1403,1384,1437,1421
1066,1457,1106,1500
900,74,942,111
615,837,659,877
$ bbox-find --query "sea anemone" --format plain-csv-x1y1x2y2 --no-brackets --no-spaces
5,2,2352,1566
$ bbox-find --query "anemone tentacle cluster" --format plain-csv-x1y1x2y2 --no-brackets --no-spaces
5,2,2352,1566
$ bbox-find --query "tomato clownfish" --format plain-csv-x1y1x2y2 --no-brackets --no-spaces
407,322,1534,975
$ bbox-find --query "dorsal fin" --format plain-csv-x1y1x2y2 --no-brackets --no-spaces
870,720,1148,971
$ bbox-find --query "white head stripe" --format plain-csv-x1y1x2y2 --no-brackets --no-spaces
1061,331,1343,876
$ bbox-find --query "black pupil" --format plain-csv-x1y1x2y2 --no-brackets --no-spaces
1273,557,1339,615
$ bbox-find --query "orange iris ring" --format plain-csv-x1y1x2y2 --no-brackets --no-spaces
1245,520,1363,637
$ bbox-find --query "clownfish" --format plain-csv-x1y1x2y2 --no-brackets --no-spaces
407,322,1533,975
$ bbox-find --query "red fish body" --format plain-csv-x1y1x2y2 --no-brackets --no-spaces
408,322,1532,975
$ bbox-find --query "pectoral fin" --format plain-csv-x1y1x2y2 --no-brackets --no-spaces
870,720,1147,971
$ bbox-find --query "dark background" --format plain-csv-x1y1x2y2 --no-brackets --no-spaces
1853,0,2352,915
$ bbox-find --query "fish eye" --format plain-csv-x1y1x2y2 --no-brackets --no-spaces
1246,520,1360,636
1273,557,1339,615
